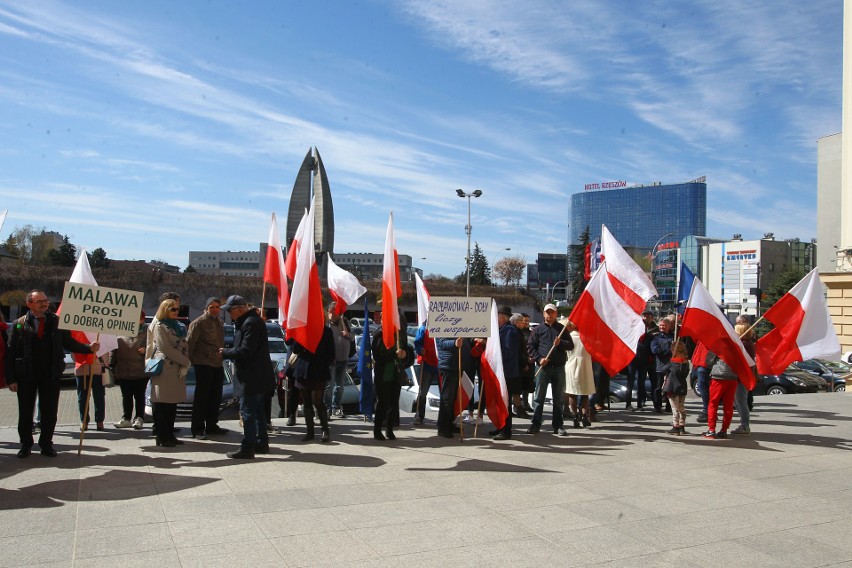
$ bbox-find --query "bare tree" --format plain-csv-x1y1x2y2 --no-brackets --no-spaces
492,255,526,287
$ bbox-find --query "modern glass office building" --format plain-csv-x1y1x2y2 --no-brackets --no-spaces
571,178,707,250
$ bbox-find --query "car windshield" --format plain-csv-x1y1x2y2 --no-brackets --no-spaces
822,359,851,373
269,341,287,353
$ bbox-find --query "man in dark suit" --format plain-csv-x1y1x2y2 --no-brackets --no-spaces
5,290,98,458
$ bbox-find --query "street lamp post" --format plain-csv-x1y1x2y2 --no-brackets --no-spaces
456,188,483,296
650,232,674,310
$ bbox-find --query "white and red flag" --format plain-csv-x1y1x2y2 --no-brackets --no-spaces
679,277,756,389
414,273,430,327
263,212,289,325
600,225,657,313
66,249,119,359
479,300,509,430
326,253,367,316
284,208,307,281
286,199,325,353
453,371,475,418
381,212,402,349
754,268,841,375
569,260,644,377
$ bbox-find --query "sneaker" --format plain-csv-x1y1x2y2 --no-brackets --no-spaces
665,426,681,435
266,424,276,433
114,418,132,429
462,413,475,424
413,416,423,426
679,426,687,435
701,430,717,439
731,425,750,435
132,417,144,430
716,430,728,439
696,413,708,424
625,405,634,411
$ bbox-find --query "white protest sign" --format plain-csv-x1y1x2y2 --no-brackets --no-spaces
427,296,492,338
58,282,144,336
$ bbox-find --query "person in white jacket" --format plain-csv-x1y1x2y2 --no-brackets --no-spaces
563,319,595,428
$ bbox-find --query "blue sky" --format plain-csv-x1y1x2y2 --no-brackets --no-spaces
0,1,841,279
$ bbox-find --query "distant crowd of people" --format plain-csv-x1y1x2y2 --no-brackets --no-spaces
2,290,756,460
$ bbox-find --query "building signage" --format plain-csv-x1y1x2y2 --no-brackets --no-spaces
726,250,757,261
58,282,144,336
584,180,627,191
427,296,492,338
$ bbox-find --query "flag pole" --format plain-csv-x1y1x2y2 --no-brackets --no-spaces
741,315,765,338
260,281,267,321
78,333,100,455
534,325,568,378
457,343,464,442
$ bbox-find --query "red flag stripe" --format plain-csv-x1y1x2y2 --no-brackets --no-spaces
570,289,637,377
681,307,756,390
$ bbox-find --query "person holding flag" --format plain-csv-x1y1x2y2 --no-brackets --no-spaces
526,303,573,436
436,337,475,439
371,309,414,441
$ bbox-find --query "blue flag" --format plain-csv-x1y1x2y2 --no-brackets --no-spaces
677,262,696,314
357,297,374,417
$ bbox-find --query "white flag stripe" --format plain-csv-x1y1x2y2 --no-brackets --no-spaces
326,254,367,305
586,262,645,350
601,224,657,299
69,249,119,356
687,277,755,365
414,273,430,327
288,199,316,328
792,269,841,361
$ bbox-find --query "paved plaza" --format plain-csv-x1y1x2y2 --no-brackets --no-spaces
0,386,851,567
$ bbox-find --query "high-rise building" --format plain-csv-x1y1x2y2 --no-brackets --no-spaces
571,178,707,250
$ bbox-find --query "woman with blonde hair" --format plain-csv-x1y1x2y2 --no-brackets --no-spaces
147,299,191,447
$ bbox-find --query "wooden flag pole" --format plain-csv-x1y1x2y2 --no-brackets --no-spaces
457,343,464,442
534,325,568,378
260,281,267,320
741,316,765,338
78,333,100,455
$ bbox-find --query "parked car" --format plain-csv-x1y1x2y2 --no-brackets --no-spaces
144,361,239,421
755,366,829,395
224,323,234,348
790,359,849,392
268,337,289,365
61,351,76,381
399,363,484,413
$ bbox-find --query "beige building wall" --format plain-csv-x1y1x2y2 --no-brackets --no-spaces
823,273,852,357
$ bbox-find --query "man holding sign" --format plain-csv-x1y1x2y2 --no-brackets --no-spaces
5,290,99,458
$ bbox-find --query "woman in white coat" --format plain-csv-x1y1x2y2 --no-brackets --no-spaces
563,320,595,428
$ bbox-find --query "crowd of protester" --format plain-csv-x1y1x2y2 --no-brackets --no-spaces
3,290,757,460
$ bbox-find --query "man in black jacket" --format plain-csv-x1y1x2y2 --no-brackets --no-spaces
220,295,274,459
5,290,98,458
526,303,573,435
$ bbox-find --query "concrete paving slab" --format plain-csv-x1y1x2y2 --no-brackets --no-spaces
1,390,852,567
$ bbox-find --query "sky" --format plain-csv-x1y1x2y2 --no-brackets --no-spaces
0,0,842,280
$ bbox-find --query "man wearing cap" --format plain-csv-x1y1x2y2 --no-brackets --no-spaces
219,295,275,459
526,303,573,436
187,297,228,439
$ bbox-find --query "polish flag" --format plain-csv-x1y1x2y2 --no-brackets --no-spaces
601,225,657,313
453,371,475,418
679,277,756,389
65,249,119,359
754,268,841,375
414,273,430,327
286,199,325,353
284,208,307,281
326,253,367,316
479,300,509,430
263,212,289,325
0,209,7,234
569,260,645,377
381,212,402,349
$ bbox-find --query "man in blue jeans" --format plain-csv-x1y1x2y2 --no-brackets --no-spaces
220,295,274,459
526,304,573,436
325,304,352,418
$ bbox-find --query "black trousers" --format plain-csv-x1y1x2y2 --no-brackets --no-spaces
119,378,149,420
191,365,224,435
153,402,178,441
16,377,60,448
437,370,458,434
373,380,401,434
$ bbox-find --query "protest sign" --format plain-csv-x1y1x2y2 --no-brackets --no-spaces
58,281,144,336
427,296,492,338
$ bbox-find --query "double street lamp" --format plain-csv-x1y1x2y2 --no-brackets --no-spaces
456,188,483,297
